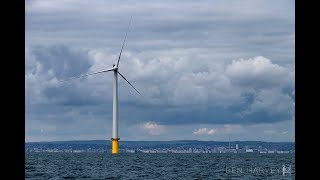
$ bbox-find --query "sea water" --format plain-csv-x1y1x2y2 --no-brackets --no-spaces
25,152,295,179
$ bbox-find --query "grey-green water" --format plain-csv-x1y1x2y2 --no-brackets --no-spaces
25,152,294,179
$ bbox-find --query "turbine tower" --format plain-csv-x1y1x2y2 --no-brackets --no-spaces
60,17,142,154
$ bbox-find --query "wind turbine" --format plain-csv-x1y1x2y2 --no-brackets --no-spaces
60,17,142,154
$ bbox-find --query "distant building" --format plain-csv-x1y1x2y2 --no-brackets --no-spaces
245,149,253,153
236,144,238,150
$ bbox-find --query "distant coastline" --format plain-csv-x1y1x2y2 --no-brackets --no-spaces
25,140,294,154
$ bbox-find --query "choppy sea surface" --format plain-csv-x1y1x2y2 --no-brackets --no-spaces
25,152,294,179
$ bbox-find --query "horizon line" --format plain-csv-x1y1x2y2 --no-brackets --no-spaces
25,139,295,143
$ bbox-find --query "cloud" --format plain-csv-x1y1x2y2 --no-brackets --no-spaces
193,128,218,135
192,125,244,136
223,124,245,134
26,45,294,126
226,56,292,89
246,88,294,115
26,45,93,79
141,122,165,135
26,0,294,64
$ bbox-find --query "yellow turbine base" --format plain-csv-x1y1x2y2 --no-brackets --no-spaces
111,138,119,154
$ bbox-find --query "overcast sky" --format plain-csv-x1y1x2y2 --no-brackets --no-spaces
25,0,295,142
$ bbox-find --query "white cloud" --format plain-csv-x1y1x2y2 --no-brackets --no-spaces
226,56,292,89
141,122,165,135
192,125,244,136
193,128,218,135
223,124,245,134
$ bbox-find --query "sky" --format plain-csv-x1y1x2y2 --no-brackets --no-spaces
25,0,295,142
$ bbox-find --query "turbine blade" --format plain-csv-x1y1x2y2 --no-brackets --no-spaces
116,16,132,67
59,67,115,82
118,71,143,97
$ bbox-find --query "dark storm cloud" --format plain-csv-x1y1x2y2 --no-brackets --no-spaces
26,45,93,79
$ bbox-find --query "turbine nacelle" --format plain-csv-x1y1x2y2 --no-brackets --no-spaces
112,64,118,71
